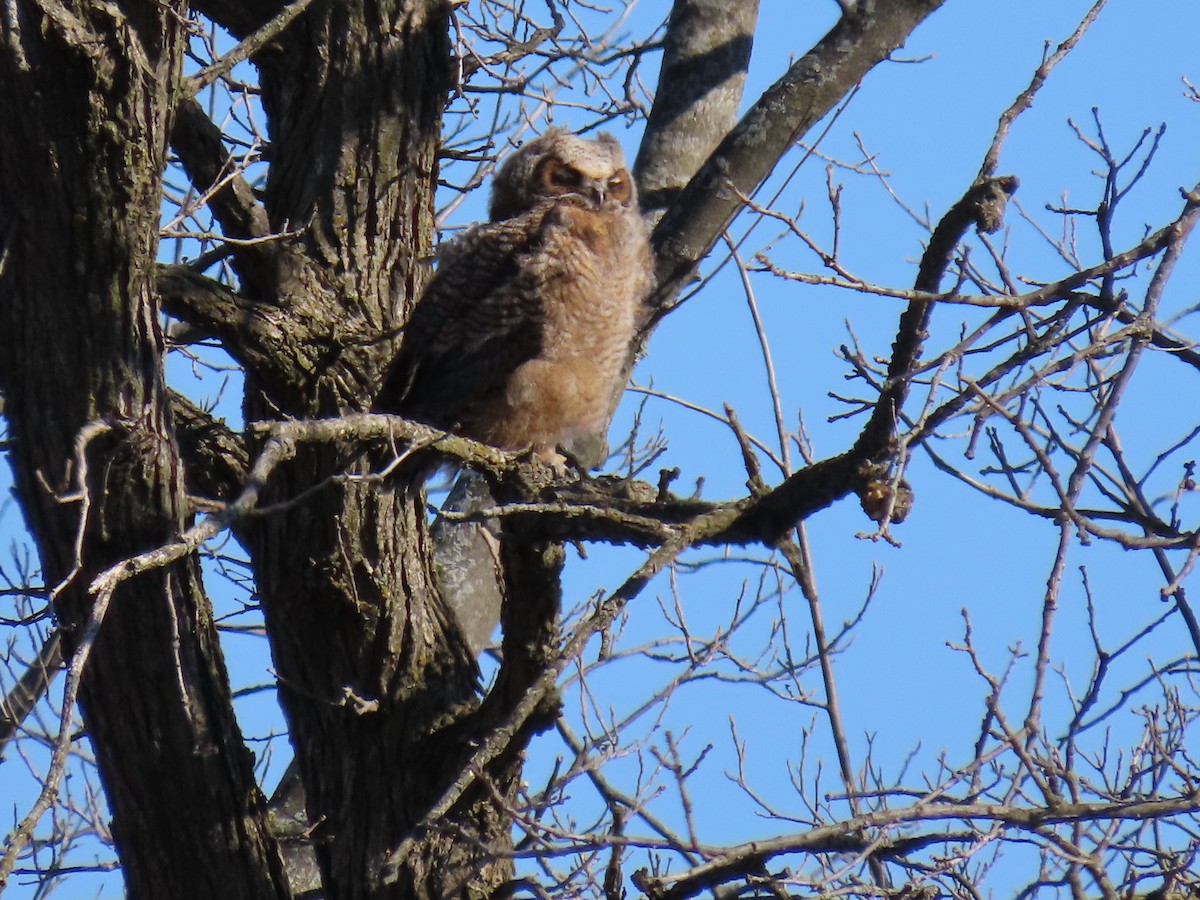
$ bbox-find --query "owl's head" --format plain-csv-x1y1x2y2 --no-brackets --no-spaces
488,128,636,222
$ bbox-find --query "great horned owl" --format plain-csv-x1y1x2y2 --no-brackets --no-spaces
377,128,653,470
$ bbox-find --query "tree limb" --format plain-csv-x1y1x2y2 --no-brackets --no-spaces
169,97,278,293
855,175,1019,458
189,0,281,40
633,0,761,222
185,0,319,95
0,632,61,756
646,0,948,328
157,263,373,408
634,790,1200,900
169,390,249,504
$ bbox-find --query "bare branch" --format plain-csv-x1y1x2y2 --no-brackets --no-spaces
647,0,948,325
185,0,318,95
978,0,1109,180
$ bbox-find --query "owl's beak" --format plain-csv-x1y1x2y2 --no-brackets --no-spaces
583,179,607,209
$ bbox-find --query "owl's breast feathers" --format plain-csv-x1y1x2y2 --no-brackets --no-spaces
376,197,652,466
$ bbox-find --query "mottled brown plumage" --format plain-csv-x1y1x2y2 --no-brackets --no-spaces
377,129,653,469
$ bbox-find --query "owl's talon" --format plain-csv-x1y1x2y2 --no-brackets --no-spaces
556,446,596,483
527,447,573,481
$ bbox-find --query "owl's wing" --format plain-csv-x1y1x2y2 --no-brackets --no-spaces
376,207,556,433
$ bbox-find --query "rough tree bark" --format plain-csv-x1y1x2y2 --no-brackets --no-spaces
170,1,547,896
0,2,290,898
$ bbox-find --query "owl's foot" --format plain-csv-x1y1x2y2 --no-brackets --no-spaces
521,445,590,482
534,447,571,479
554,446,597,483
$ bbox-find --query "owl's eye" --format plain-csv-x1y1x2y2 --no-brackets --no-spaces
607,171,632,204
541,161,583,193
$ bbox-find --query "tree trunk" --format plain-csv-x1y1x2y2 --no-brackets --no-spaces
221,1,548,895
0,3,290,898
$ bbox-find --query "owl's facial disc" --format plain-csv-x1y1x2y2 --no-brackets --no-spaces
537,158,633,210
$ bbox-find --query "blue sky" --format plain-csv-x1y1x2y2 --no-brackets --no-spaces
553,0,1200,885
